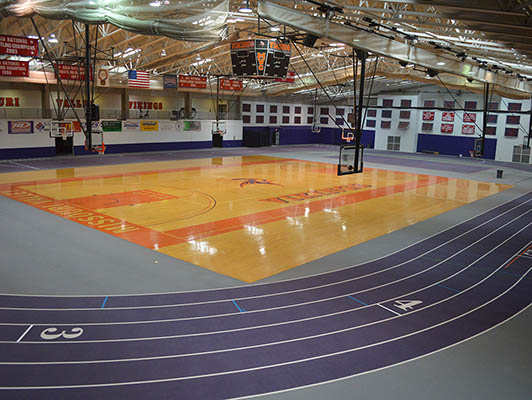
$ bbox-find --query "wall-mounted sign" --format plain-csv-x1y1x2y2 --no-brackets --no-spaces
0,60,29,77
55,64,92,81
0,97,20,107
0,35,38,57
178,75,207,89
220,78,243,91
442,112,455,122
163,74,177,89
441,123,454,134
462,124,475,135
463,113,476,123
422,111,434,121
8,120,34,134
102,120,122,132
129,101,163,110
140,120,159,131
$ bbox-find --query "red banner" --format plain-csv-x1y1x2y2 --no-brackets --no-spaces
442,112,455,122
220,78,243,91
422,111,434,121
0,35,38,57
462,124,475,135
275,71,295,83
441,123,454,134
56,64,92,81
463,113,476,123
179,75,207,89
0,60,29,77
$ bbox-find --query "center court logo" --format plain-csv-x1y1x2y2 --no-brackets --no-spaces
232,178,282,188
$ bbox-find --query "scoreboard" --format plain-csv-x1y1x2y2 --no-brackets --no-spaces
230,39,291,78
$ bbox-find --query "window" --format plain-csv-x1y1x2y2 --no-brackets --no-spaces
294,106,301,114
487,115,498,124
283,105,290,114
444,100,455,109
282,116,290,124
381,120,391,129
424,100,435,108
320,116,329,125
256,104,264,113
368,109,377,117
464,101,477,110
269,105,277,113
307,116,314,124
508,103,522,111
485,126,496,135
381,110,392,118
387,136,400,151
422,123,433,131
336,108,345,116
320,107,329,115
398,121,409,129
256,115,264,124
294,116,301,124
507,115,520,125
307,106,314,114
383,99,393,107
336,117,344,126
400,99,412,108
488,102,499,111
366,120,376,128
242,115,251,123
269,115,277,124
242,103,251,112
512,145,531,163
399,111,411,119
505,128,519,137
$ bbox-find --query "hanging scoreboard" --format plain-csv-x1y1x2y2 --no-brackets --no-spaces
230,39,291,78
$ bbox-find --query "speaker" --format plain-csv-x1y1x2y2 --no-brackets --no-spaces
90,104,100,121
303,34,319,48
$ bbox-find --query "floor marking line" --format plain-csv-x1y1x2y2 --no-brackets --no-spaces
101,297,108,309
498,270,524,278
1,266,529,387
504,242,532,269
437,284,460,293
231,300,245,313
2,197,530,314
347,296,368,306
16,325,33,343
0,188,529,299
7,161,40,171
377,304,402,316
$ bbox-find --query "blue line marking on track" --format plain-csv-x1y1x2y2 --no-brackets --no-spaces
437,284,460,293
347,295,368,306
498,270,523,278
232,300,245,312
101,296,108,309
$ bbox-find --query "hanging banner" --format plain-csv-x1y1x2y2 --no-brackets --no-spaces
220,78,243,91
8,121,34,134
97,69,110,87
422,111,434,121
441,123,454,134
140,120,159,131
462,124,475,135
442,112,455,122
275,71,295,83
0,35,38,56
463,113,476,123
56,64,92,81
178,75,207,89
0,60,29,77
163,74,177,89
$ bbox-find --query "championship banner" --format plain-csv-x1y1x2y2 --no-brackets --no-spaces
0,35,38,57
163,74,177,89
422,111,434,121
97,69,110,87
441,123,454,134
0,60,29,77
56,64,92,81
178,75,207,89
462,124,475,135
140,121,159,131
220,78,243,91
8,121,34,134
442,112,455,122
102,120,122,132
463,113,476,123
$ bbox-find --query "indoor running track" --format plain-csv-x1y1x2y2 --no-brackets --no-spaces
0,191,531,399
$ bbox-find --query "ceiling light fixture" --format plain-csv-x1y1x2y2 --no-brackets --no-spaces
270,26,280,32
239,0,252,13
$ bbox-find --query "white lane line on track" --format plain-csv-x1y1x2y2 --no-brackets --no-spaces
0,263,529,389
15,325,33,343
7,161,40,171
1,209,530,339
2,221,530,367
1,189,530,299
3,195,531,313
377,304,402,316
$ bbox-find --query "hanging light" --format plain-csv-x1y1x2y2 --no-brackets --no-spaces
239,0,252,13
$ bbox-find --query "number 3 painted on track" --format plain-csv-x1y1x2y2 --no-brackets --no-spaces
40,327,84,340
394,300,423,312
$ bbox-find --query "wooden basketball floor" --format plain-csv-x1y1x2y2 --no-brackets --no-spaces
0,155,510,282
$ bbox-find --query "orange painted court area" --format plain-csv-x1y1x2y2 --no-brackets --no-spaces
0,156,511,282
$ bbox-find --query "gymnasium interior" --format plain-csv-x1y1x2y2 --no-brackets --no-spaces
0,1,531,399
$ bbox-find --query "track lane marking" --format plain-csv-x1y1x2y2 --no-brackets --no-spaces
15,325,33,343
377,304,401,316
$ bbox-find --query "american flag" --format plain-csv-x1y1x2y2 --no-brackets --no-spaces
128,70,150,88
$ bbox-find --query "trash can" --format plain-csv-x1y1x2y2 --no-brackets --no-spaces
496,169,503,179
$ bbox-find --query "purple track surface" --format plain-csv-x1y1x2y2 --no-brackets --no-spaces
0,191,531,399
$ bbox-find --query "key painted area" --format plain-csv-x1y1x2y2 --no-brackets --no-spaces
0,155,510,282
